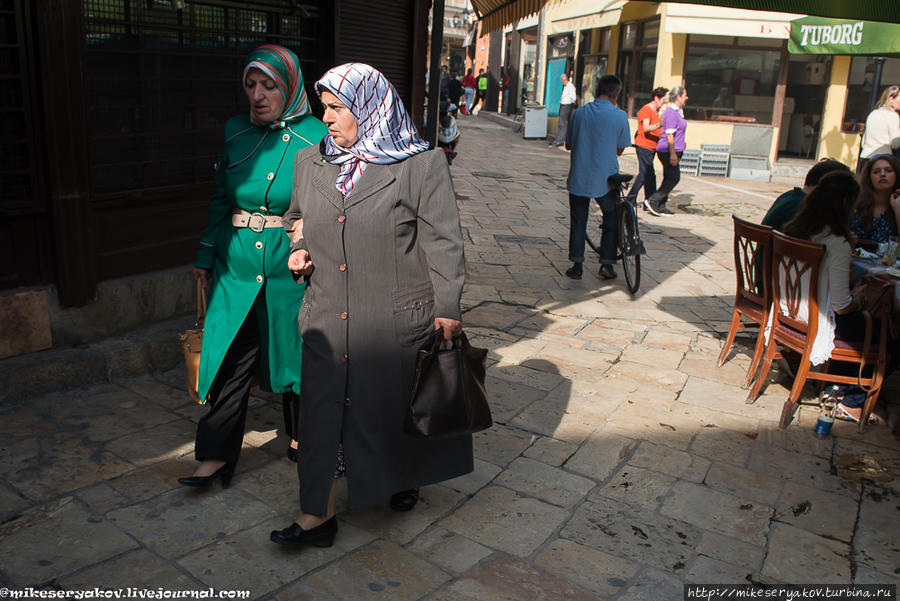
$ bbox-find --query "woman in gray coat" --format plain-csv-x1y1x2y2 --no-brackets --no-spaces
270,63,473,548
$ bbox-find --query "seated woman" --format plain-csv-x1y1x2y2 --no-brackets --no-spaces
850,154,900,245
783,170,900,422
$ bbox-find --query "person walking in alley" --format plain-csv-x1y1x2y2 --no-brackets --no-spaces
270,62,472,550
645,86,689,216
178,45,327,489
550,73,576,147
471,68,488,115
461,68,476,115
564,74,630,281
627,87,667,206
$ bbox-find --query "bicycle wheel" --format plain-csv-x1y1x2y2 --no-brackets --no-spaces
619,201,641,294
585,216,602,255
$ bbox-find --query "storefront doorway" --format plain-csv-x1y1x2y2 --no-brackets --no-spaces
780,55,830,157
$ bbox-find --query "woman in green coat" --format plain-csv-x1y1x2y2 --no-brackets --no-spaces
178,45,327,488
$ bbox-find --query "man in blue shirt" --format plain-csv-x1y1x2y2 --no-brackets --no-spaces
565,75,631,280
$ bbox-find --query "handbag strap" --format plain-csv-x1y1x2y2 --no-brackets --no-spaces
856,276,893,391
196,280,207,325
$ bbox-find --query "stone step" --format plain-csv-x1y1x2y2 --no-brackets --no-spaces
0,314,192,404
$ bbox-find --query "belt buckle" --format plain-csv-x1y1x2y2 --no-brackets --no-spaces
248,212,265,233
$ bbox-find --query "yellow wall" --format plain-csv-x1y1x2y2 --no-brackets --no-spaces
819,56,859,167
654,5,686,88
620,1,660,22
608,26,620,74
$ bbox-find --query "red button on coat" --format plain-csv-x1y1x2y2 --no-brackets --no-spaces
341,354,348,362
339,264,346,271
340,312,348,320
337,215,346,223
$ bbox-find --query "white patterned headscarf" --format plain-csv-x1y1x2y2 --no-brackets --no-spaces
316,63,430,197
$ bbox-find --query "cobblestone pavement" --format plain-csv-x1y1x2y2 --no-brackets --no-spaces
1,115,898,600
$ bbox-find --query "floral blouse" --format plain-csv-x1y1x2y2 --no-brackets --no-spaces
850,210,898,243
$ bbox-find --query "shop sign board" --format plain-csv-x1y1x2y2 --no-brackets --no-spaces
789,16,900,55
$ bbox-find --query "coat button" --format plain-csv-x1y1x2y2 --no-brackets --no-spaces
344,398,351,406
256,275,263,283
337,215,345,223
266,172,274,180
255,241,263,249
340,311,348,320
282,133,290,142
339,263,346,272
341,354,348,362
259,205,267,211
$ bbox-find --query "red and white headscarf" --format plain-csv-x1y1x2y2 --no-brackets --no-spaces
242,44,309,129
316,63,430,197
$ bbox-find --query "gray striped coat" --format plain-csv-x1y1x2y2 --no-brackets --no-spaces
283,146,473,513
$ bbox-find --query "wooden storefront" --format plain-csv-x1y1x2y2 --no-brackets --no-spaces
1,0,428,307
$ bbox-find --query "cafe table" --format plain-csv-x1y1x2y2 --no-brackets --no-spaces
850,254,900,312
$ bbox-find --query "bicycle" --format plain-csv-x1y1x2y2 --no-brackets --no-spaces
585,173,645,294
511,106,525,133
511,94,532,133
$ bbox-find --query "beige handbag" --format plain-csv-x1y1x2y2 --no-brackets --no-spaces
178,281,207,404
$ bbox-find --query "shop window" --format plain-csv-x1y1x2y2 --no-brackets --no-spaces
842,56,900,133
521,30,538,103
577,27,610,105
549,32,575,59
84,0,322,193
683,38,782,124
616,19,659,116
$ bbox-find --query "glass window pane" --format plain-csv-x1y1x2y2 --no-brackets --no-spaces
689,35,734,46
842,57,900,133
620,23,636,50
683,45,781,123
641,20,659,46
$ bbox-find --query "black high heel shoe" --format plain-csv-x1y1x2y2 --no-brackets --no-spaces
178,462,235,488
389,488,420,512
270,516,337,547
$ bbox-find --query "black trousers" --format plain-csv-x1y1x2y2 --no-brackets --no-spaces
195,307,300,463
627,145,658,203
648,151,683,207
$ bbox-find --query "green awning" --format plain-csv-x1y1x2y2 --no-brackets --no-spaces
788,16,900,55
662,0,898,24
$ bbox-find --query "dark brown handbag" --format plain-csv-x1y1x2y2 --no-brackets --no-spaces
178,280,207,404
404,331,492,439
855,273,894,391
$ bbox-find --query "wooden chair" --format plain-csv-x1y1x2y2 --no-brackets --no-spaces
747,231,890,432
718,216,773,388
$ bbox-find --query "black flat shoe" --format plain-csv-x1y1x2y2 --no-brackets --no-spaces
390,488,420,512
286,446,298,462
270,516,337,547
178,462,235,488
564,265,583,280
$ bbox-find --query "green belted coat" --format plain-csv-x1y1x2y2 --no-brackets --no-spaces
195,113,327,401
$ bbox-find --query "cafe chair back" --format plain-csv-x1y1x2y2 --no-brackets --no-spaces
747,231,889,432
718,215,773,388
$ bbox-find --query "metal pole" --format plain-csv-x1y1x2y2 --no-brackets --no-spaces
425,0,445,148
867,57,886,114
858,56,886,171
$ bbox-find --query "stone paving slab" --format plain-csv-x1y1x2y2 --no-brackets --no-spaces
0,498,139,587
2,115,899,598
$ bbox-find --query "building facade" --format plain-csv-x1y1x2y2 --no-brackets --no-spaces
516,0,898,169
1,0,430,358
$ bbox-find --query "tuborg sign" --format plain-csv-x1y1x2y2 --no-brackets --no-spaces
788,16,900,55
